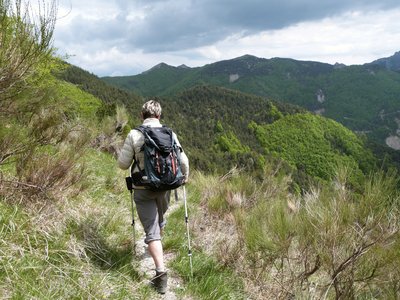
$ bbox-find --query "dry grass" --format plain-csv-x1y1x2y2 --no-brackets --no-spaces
187,167,400,299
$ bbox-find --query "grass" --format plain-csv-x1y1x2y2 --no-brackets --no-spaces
171,168,400,299
4,147,398,299
164,181,249,299
0,150,153,299
1,150,250,299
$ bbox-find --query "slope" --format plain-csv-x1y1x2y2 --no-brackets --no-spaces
55,63,144,123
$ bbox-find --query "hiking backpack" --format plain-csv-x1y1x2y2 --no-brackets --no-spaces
131,125,185,191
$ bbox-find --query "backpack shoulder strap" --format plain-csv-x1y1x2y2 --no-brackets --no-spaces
135,125,147,134
134,125,151,150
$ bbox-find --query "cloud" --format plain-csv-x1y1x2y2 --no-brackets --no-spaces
54,0,400,76
57,0,400,53
119,0,400,52
195,9,400,64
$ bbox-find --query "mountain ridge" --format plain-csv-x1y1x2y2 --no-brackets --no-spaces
369,51,400,72
101,52,400,148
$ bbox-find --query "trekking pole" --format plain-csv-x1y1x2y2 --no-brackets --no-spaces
183,185,193,279
125,176,136,255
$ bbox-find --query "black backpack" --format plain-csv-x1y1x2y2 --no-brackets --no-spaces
131,125,185,191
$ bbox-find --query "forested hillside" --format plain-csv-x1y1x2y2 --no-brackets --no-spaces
102,54,400,147
62,62,393,188
54,63,143,125
250,113,376,190
66,66,382,190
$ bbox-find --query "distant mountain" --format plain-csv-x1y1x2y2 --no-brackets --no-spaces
102,62,195,96
101,53,400,148
369,51,400,72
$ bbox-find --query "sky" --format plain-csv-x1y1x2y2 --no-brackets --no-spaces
53,0,400,77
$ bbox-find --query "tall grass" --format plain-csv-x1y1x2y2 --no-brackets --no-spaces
186,167,400,299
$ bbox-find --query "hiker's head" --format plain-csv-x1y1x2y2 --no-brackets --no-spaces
141,100,162,119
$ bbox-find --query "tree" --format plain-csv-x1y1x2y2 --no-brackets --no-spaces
0,0,58,166
0,1,89,200
0,0,56,104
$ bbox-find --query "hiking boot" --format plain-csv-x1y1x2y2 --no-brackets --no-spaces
151,271,168,294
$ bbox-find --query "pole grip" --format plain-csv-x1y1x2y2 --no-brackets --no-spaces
174,189,179,202
125,176,133,191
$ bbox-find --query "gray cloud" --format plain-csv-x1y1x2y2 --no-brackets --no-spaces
57,0,400,54
54,0,400,76
122,0,400,52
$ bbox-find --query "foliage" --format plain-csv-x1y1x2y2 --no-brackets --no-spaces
0,70,100,201
215,129,250,155
244,168,400,299
0,0,104,203
158,85,303,173
0,59,157,300
250,113,377,189
92,105,131,157
56,80,103,119
164,180,248,299
0,0,56,102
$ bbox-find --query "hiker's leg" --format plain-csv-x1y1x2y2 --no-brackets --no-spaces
134,190,169,271
134,190,168,293
134,190,162,244
148,240,165,271
157,191,171,235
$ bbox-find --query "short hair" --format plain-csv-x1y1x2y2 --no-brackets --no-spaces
142,100,162,119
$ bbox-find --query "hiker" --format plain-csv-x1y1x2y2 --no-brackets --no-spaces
118,100,189,294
